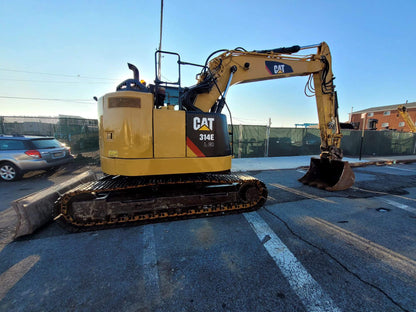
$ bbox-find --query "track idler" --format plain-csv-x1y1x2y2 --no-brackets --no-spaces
298,157,355,191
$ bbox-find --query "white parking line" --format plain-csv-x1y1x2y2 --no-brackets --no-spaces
244,211,341,312
382,198,416,214
271,183,336,204
386,166,416,173
0,255,40,301
142,225,161,305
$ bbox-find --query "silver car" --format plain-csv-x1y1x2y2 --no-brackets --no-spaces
0,135,74,181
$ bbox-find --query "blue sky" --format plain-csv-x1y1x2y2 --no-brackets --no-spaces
1,0,415,126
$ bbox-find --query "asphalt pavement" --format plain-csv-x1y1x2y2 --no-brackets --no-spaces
231,154,416,172
1,156,416,311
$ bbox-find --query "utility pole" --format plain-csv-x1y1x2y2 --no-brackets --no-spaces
359,113,366,160
157,0,164,80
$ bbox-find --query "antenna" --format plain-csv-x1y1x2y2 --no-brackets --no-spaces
157,0,164,80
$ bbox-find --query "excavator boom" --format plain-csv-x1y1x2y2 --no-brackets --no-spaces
185,42,354,190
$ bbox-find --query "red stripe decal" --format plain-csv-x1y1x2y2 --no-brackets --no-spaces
265,64,273,75
187,137,205,157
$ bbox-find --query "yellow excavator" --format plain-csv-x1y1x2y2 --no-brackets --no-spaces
48,42,353,232
397,104,416,132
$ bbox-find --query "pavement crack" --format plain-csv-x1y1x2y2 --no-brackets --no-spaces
263,207,410,312
261,234,271,245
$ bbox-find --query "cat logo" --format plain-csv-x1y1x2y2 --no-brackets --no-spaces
193,117,214,131
273,64,285,74
265,61,293,75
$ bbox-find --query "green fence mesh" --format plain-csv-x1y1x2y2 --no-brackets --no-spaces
2,116,416,157
1,116,98,153
230,124,416,158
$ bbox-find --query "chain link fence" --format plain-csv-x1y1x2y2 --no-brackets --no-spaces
0,116,98,154
2,116,416,157
230,124,416,158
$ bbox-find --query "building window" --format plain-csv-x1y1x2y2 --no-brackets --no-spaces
368,112,374,117
399,122,405,127
381,122,389,128
383,111,391,116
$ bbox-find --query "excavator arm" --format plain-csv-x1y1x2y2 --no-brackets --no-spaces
397,104,416,132
187,42,342,160
182,42,354,190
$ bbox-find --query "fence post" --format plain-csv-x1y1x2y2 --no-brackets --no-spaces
0,116,4,134
264,118,271,157
413,133,416,155
238,124,243,158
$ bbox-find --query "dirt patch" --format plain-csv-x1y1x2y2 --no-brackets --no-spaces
195,222,216,248
0,208,18,251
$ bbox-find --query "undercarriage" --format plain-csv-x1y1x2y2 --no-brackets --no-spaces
54,173,268,232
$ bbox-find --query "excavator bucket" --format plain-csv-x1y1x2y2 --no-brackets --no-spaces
298,157,355,191
12,170,96,238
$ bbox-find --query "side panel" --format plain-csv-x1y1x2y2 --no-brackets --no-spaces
99,91,154,159
186,112,231,157
101,155,232,176
153,108,186,158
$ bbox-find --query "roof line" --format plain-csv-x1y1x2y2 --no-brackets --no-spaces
353,102,416,114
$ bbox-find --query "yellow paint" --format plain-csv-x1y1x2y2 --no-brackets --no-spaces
153,108,185,158
186,146,197,157
198,125,211,131
108,150,118,157
98,90,233,176
191,42,345,160
397,105,416,132
98,91,154,159
101,155,232,176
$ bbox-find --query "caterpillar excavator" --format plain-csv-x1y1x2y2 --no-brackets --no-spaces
397,104,416,132
14,42,355,235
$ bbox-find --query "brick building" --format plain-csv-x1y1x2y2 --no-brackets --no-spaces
350,102,416,131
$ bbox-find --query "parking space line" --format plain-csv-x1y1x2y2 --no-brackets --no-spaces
386,166,416,172
142,225,161,305
382,198,416,214
244,212,341,312
271,183,336,204
0,255,40,302
305,217,416,278
352,186,416,203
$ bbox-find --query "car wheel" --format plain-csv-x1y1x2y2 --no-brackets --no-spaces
0,162,22,182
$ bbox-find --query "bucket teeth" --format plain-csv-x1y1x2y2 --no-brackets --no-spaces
299,158,355,191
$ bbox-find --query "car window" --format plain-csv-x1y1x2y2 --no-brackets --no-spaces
0,139,26,150
31,139,62,149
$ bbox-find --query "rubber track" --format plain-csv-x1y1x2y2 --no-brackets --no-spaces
54,173,268,232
